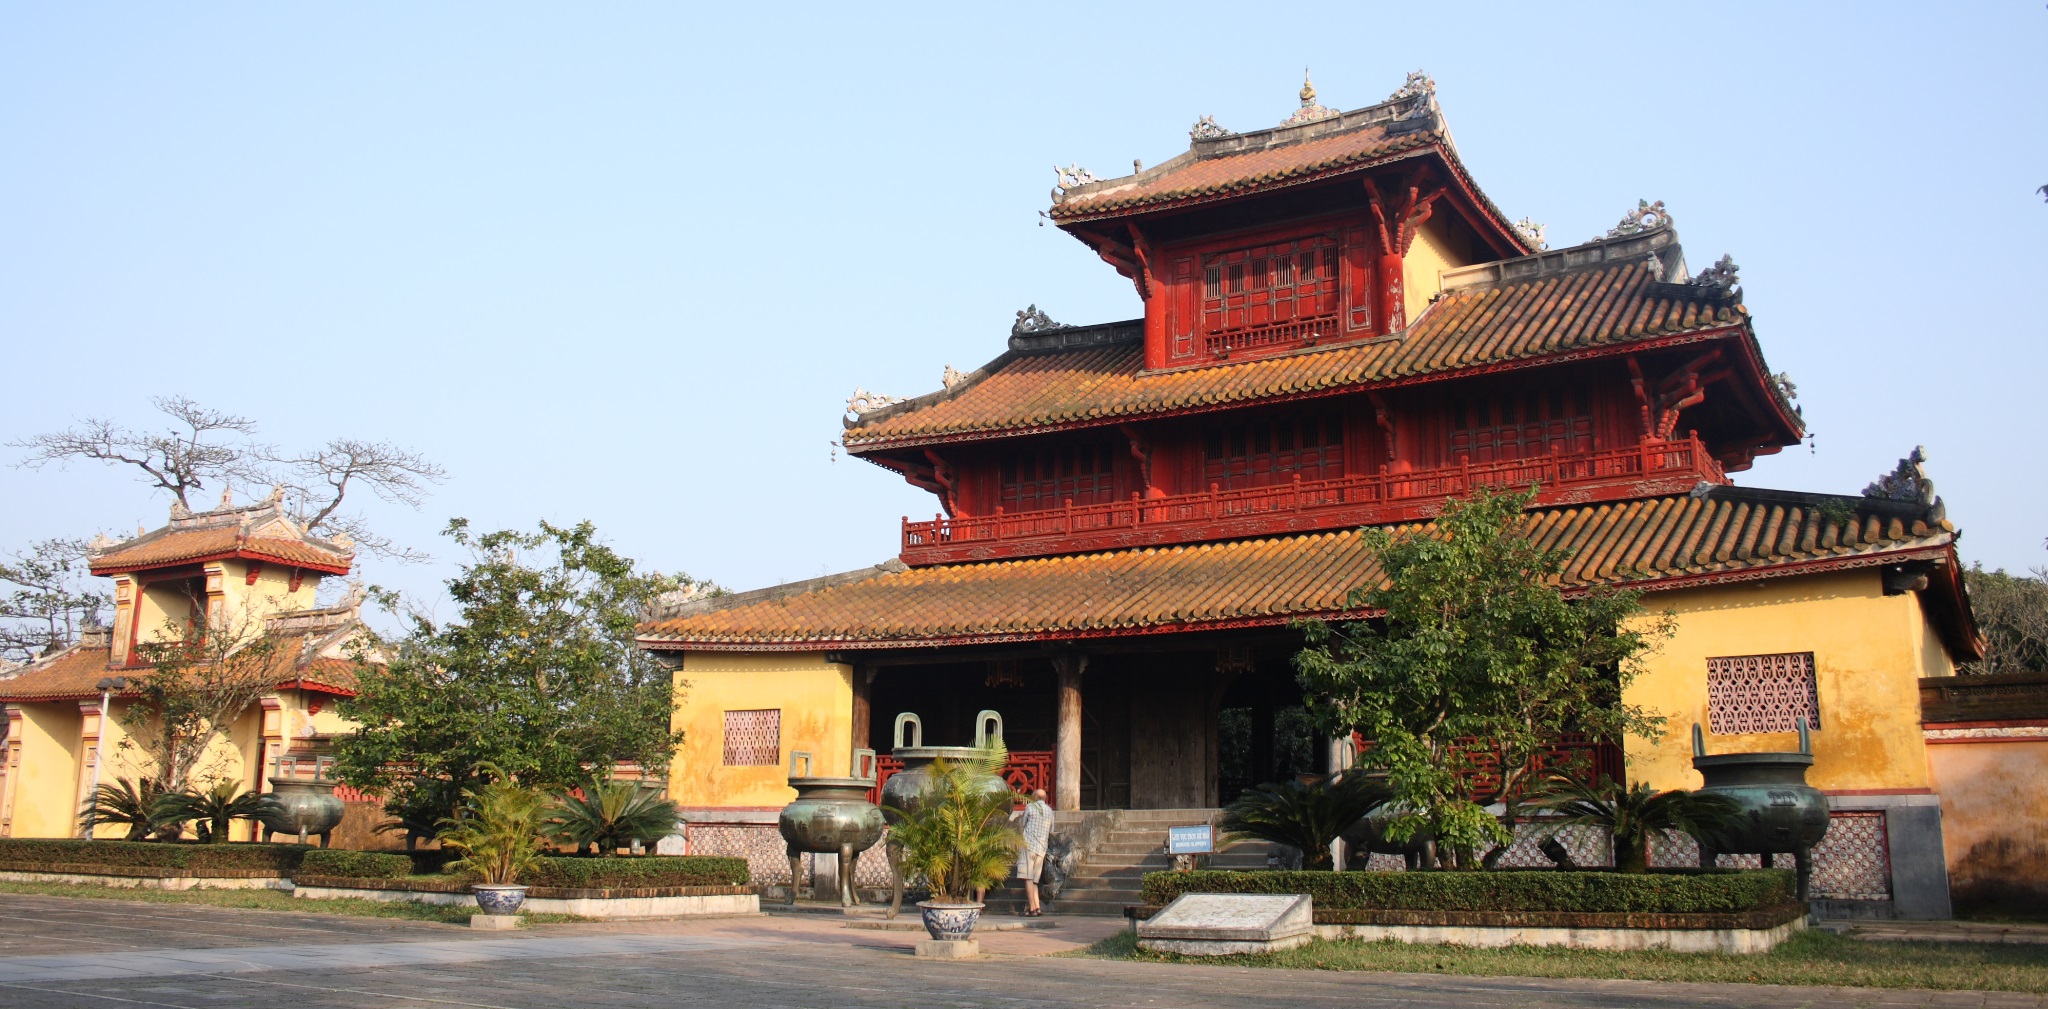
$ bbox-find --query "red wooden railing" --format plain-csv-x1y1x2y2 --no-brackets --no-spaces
866,751,1055,808
1352,733,1626,805
902,435,1726,566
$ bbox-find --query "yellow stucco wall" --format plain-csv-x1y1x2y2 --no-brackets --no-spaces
669,651,852,809
1927,738,2048,912
1624,568,1946,793
8,703,83,838
1403,216,1475,324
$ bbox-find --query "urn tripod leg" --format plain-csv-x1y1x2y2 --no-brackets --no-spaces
786,848,803,905
839,842,857,906
1794,846,1813,902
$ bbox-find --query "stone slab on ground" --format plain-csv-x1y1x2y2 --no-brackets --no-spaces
913,938,978,958
469,914,521,930
1138,893,1312,955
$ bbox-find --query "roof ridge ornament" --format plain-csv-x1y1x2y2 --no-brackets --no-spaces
1050,164,1097,204
1644,250,1666,282
1597,199,1673,241
845,388,904,424
1012,304,1070,336
1388,69,1436,121
941,365,968,391
1511,217,1548,250
1189,115,1232,140
1279,68,1339,127
1690,254,1740,293
1863,446,1944,520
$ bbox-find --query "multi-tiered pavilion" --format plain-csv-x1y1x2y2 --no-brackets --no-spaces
639,73,1981,918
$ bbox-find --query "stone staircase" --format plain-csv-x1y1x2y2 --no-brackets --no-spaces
984,808,1276,917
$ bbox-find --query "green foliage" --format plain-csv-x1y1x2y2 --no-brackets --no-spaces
1221,774,1391,870
548,779,681,854
434,766,551,885
0,837,311,872
1294,486,1672,864
79,777,174,841
157,780,289,843
336,519,697,825
297,849,417,880
521,855,749,888
1963,564,2048,676
1527,775,1740,873
1140,868,1797,914
883,745,1021,902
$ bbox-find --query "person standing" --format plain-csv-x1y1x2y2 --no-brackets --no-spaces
1013,787,1054,916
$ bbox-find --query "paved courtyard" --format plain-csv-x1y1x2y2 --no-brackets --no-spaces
1,894,2041,1008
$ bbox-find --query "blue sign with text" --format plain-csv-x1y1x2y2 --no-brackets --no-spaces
1167,824,1214,855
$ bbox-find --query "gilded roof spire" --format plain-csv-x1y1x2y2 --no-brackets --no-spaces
1300,68,1316,104
1280,67,1338,127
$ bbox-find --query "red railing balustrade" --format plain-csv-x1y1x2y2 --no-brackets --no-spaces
867,751,1055,808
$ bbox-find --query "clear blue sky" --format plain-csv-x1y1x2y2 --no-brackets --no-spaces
3,3,2044,621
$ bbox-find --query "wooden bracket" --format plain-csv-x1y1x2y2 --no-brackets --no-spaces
1119,423,1157,497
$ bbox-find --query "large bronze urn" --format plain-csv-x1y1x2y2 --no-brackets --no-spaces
1690,722,1831,900
264,759,345,848
776,749,884,906
878,710,1012,917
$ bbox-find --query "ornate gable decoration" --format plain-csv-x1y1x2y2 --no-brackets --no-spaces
845,388,904,424
1691,254,1741,293
1597,199,1673,241
1189,115,1232,140
1011,304,1070,336
1864,446,1942,510
1511,217,1548,250
1387,70,1436,121
1278,71,1338,127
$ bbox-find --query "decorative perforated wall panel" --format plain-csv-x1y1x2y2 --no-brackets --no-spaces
721,709,781,767
1707,652,1821,734
1648,812,1891,901
686,824,807,885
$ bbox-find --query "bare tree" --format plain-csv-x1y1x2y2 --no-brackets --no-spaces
1963,563,2048,676
11,397,445,563
0,538,108,664
13,396,255,511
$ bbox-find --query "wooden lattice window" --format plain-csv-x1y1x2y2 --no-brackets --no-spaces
1447,385,1593,464
999,441,1118,513
1203,414,1345,490
1706,653,1821,734
722,709,781,766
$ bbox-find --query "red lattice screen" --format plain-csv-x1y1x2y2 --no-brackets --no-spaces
1707,653,1821,734
722,709,781,766
868,752,1054,807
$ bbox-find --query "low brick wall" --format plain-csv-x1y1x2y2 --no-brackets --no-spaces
1128,902,1809,954
291,876,760,919
0,865,291,891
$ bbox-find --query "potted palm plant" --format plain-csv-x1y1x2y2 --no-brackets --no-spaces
437,766,549,916
884,743,1021,941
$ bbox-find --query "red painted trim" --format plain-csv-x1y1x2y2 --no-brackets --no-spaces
1824,788,1933,797
640,544,1950,653
1923,720,2048,730
846,323,1756,455
92,549,352,578
676,806,783,814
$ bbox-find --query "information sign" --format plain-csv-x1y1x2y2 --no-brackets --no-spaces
1167,823,1214,855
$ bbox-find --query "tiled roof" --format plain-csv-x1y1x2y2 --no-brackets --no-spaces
0,641,364,703
638,489,1955,650
89,497,354,576
1051,118,1441,221
846,244,1770,450
90,527,353,575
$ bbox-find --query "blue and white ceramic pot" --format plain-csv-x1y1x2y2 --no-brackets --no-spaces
916,900,982,941
472,884,529,915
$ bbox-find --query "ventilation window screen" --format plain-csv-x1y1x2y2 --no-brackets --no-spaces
1706,653,1821,734
722,709,781,766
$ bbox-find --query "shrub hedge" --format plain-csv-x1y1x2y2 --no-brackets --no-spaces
0,838,312,873
297,849,416,880
1141,869,1798,914
520,855,750,888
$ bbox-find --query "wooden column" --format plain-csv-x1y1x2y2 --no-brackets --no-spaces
850,665,873,753
1053,650,1089,811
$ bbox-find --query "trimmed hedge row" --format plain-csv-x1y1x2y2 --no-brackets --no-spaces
521,855,750,888
0,838,312,872
297,849,415,880
1141,869,1798,914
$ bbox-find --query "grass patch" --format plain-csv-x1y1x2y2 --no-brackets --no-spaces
0,879,586,925
1070,927,2048,993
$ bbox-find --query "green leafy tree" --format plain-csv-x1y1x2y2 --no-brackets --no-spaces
335,520,696,826
118,600,289,793
1294,486,1671,867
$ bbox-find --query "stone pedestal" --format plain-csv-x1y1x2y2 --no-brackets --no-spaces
1137,893,1313,955
469,914,522,930
914,938,979,959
